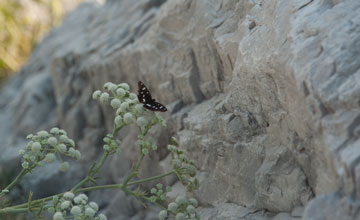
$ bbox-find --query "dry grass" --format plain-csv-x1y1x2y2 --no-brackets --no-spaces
0,0,83,83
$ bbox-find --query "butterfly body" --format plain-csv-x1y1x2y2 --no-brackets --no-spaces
137,81,167,112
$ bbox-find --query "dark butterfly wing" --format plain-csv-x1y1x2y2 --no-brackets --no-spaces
137,81,167,112
143,101,167,112
138,81,152,104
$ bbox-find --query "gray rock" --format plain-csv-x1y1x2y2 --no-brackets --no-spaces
0,0,359,219
199,203,272,220
272,212,300,220
291,206,304,218
302,193,360,220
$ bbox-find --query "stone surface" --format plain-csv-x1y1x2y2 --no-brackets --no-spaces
0,0,359,219
199,203,272,220
272,212,301,220
302,193,360,220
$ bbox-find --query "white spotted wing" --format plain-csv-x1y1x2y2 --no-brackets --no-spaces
137,81,167,112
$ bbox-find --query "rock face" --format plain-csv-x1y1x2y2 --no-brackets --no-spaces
0,0,359,219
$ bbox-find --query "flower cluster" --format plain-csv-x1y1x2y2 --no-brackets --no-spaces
92,82,166,131
168,138,199,192
158,196,199,220
20,128,80,172
149,183,171,203
138,135,158,155
49,192,107,220
103,134,121,155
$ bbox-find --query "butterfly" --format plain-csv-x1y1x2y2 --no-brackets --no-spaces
137,81,167,112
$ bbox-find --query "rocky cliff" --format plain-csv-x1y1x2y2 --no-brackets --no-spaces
0,0,359,219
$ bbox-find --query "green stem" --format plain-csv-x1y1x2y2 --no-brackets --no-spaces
76,184,123,193
71,125,122,192
71,176,90,193
142,195,167,210
126,170,176,186
76,170,176,193
122,153,144,186
122,124,150,186
0,207,40,214
0,168,28,198
2,169,176,213
0,122,167,214
6,195,58,209
122,187,167,210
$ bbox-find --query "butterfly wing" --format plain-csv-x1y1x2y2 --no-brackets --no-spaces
137,81,167,112
143,101,167,112
138,81,152,104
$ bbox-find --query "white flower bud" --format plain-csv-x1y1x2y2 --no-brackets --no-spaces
45,153,56,163
142,148,149,155
68,147,76,156
37,130,49,137
179,154,188,162
61,201,70,210
115,115,123,126
59,129,67,135
53,212,64,220
116,88,126,97
98,214,107,220
26,134,34,139
119,102,129,112
100,92,109,103
68,139,75,147
29,155,36,161
75,150,81,160
159,210,167,220
189,198,198,207
175,196,187,205
116,108,122,115
103,145,110,151
123,113,134,124
104,82,115,91
92,90,102,100
85,207,95,217
118,83,130,91
79,194,88,201
22,161,29,169
129,93,137,100
31,142,41,153
110,98,121,109
74,196,82,204
59,162,69,172
50,127,60,134
135,104,144,113
48,207,55,213
175,213,186,220
109,84,117,92
136,117,148,127
59,135,68,143
18,149,25,155
168,202,178,212
57,144,67,153
71,206,81,215
89,202,99,211
186,205,196,214
64,192,74,200
48,137,58,146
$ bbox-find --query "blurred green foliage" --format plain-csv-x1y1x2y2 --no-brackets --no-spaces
0,169,27,220
0,0,83,83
